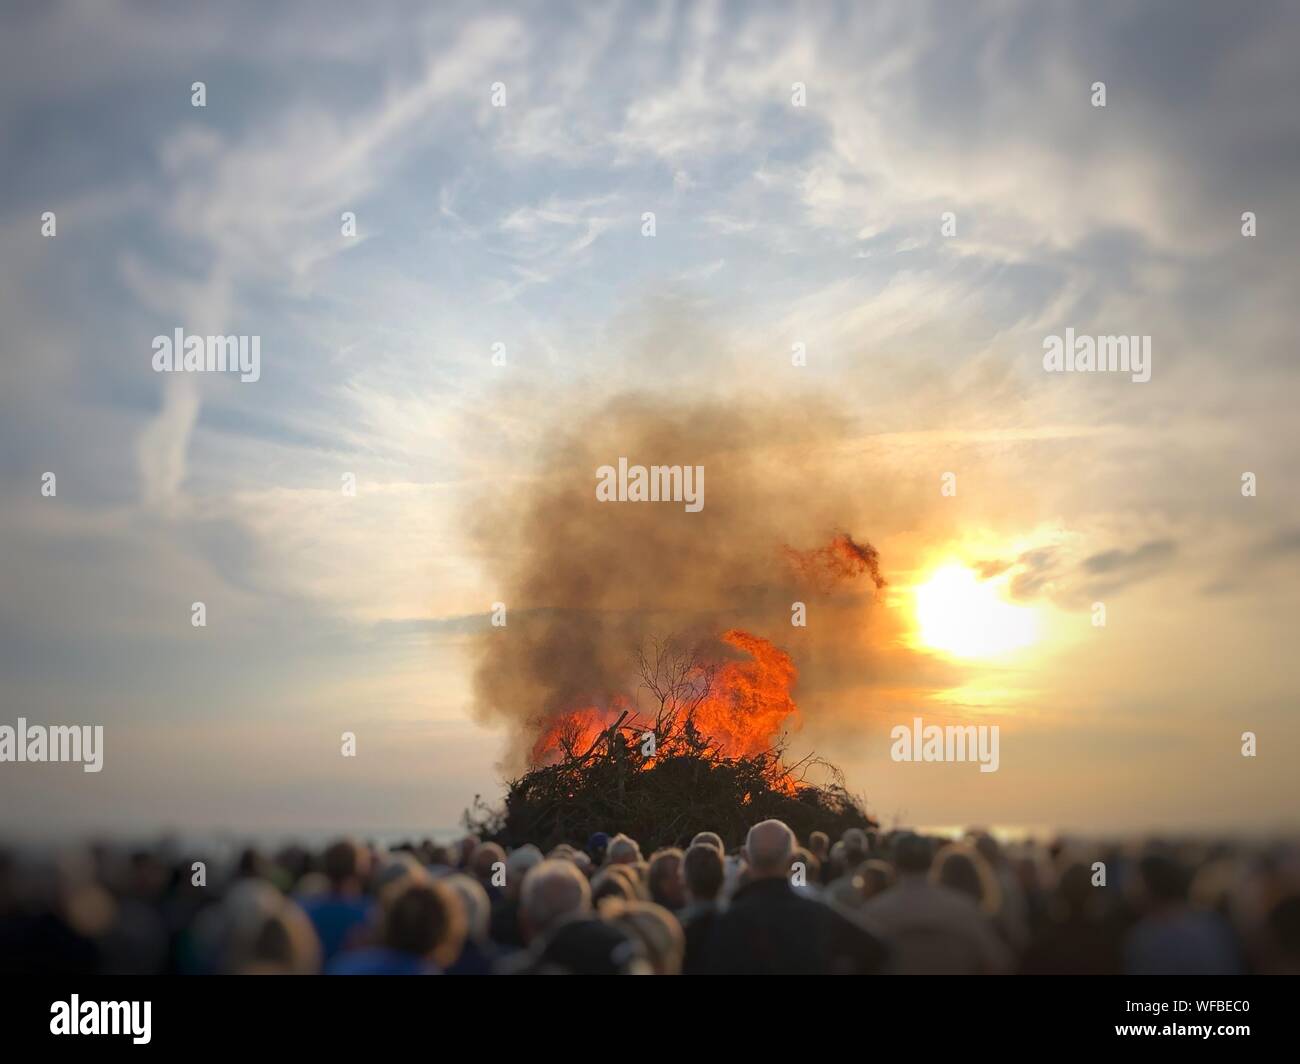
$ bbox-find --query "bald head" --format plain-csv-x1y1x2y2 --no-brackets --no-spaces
745,819,796,879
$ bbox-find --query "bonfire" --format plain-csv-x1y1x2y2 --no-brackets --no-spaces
465,618,878,852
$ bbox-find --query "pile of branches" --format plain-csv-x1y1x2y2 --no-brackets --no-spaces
464,639,876,853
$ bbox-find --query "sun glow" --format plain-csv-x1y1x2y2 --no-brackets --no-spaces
914,564,1038,658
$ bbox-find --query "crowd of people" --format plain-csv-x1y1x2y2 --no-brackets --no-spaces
2,821,1298,974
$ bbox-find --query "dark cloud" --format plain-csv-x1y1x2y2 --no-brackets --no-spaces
985,540,1180,606
1083,539,1177,575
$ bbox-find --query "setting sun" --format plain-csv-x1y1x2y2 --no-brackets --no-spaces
914,564,1038,658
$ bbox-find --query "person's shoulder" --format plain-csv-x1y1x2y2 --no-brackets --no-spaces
859,882,906,914
680,902,717,928
728,877,803,911
823,896,884,937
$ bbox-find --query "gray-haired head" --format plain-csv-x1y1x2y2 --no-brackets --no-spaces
606,834,643,865
505,844,544,898
520,858,592,940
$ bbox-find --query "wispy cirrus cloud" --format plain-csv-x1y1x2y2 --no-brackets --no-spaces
2,0,1298,835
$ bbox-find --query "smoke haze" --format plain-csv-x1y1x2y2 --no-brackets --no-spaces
469,392,895,769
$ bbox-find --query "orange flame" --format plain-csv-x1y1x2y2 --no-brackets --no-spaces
690,629,798,757
526,533,884,796
529,631,799,770
529,695,634,766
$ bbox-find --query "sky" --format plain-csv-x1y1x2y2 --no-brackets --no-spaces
1,0,1298,841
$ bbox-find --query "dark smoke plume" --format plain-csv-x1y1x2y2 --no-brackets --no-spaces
468,392,887,770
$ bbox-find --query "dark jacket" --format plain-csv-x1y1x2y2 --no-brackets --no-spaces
703,878,889,974
499,917,646,975
680,901,720,975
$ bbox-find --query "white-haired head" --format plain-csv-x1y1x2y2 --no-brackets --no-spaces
745,819,796,879
606,834,643,865
520,858,591,940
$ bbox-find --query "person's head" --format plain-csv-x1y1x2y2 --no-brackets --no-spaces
646,848,686,910
827,839,847,880
970,831,1003,868
690,831,725,854
744,819,796,880
321,838,370,895
591,867,637,905
932,844,1000,914
455,835,480,868
504,845,544,900
858,858,896,901
841,828,869,869
601,899,685,975
425,844,454,868
520,859,592,941
1136,852,1190,910
587,832,610,865
220,881,321,975
383,879,466,968
606,834,643,866
892,832,933,877
1054,861,1095,917
372,852,422,897
808,831,830,862
240,906,321,975
598,862,645,901
440,873,491,944
535,915,646,974
683,843,725,904
469,842,506,887
235,846,271,882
